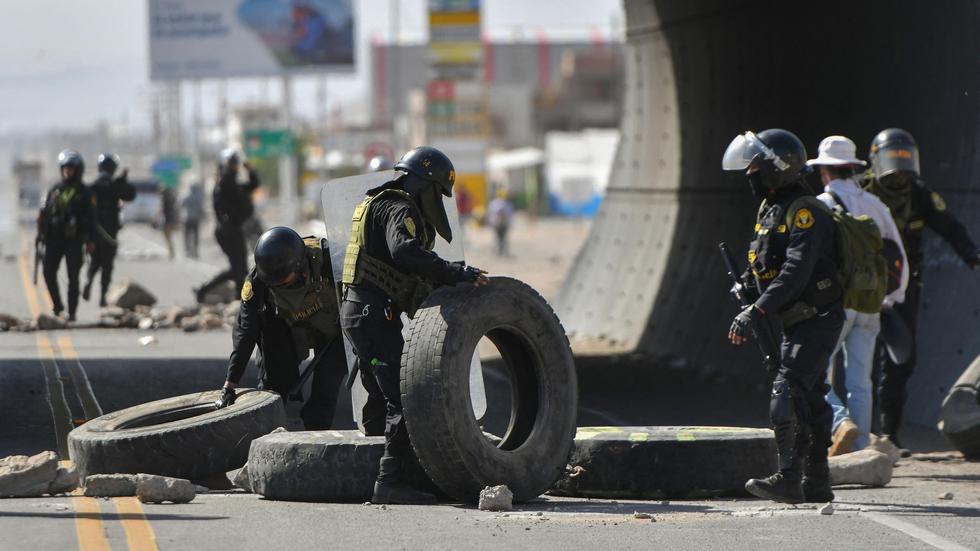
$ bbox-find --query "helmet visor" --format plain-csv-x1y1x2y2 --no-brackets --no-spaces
722,132,789,172
872,145,920,178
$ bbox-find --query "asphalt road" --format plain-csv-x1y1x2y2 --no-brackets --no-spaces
1,220,979,551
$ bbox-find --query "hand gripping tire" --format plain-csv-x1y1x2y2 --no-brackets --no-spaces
939,355,980,459
402,277,578,503
550,426,777,499
68,390,285,481
247,430,385,502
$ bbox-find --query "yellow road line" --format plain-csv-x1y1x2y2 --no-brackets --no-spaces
18,235,43,318
72,497,112,551
113,497,160,551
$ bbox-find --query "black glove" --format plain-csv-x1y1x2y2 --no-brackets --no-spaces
729,304,763,344
460,265,484,283
966,250,980,270
214,387,236,409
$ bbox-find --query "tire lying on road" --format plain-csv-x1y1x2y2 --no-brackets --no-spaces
402,276,578,503
69,390,285,481
550,426,777,499
248,430,385,502
939,355,980,459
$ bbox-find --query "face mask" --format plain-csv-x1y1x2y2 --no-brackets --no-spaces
747,170,768,198
878,172,912,194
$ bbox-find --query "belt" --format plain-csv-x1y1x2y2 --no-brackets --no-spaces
777,301,819,327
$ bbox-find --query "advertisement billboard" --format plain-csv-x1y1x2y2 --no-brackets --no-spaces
149,0,355,80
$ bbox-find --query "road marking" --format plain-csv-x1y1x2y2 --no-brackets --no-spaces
57,335,104,419
72,497,112,551
113,497,160,551
863,511,974,551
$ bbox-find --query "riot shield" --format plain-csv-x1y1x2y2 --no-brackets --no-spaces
321,172,486,429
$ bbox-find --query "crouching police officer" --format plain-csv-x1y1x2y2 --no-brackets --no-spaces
341,146,488,504
215,227,349,430
39,150,95,321
722,129,845,504
863,129,980,455
84,153,135,307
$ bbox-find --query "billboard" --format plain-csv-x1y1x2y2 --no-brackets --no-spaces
148,0,355,80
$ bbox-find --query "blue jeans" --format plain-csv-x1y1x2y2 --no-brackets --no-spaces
826,309,880,450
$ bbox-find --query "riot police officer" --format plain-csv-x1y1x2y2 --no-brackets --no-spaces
39,150,95,321
723,129,845,504
366,155,394,172
215,227,350,430
83,153,135,307
340,146,488,504
196,149,260,302
863,129,980,455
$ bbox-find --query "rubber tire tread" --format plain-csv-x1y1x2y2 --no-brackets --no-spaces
550,426,777,499
68,390,285,481
939,355,980,459
401,276,578,503
247,430,385,502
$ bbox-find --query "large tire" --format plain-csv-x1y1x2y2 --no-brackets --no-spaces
550,426,777,499
69,390,285,481
939,355,980,459
402,277,578,503
248,431,385,502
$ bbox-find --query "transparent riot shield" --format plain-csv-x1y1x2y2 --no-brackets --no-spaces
321,172,486,430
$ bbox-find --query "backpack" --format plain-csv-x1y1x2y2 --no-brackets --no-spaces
786,193,888,314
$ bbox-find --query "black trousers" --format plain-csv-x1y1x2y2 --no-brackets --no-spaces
256,315,349,430
184,221,200,258
877,275,922,439
340,294,410,457
43,238,84,316
770,307,845,471
201,226,247,296
86,235,118,301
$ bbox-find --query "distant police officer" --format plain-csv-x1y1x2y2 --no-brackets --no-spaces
39,150,95,321
723,129,845,504
215,227,349,430
196,149,260,302
340,146,488,504
366,155,394,172
83,153,135,307
863,129,980,455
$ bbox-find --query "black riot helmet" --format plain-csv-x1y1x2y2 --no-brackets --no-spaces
722,129,807,197
395,146,456,243
97,153,120,176
366,155,394,172
57,149,85,181
253,227,308,286
869,128,920,179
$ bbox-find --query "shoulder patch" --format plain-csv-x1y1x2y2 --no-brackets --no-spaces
931,192,947,212
404,216,417,237
241,279,254,302
794,208,815,230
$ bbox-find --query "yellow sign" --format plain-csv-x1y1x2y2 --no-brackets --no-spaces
794,208,815,230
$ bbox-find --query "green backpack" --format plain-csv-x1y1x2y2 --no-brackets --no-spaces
787,193,888,314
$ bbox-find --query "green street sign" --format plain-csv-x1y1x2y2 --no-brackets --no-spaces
244,129,295,158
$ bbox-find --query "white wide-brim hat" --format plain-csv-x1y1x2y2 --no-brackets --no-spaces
806,135,867,167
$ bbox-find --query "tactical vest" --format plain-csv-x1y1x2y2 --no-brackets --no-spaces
268,237,340,343
341,189,434,318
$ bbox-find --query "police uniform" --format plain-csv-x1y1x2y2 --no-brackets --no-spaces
864,173,980,441
340,186,469,460
200,167,259,298
747,187,845,484
41,178,94,318
226,237,348,429
85,171,135,305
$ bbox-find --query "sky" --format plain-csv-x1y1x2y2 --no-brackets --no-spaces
0,0,623,135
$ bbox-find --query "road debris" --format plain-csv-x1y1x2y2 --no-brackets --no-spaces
138,335,158,346
633,511,652,519
829,449,893,487
0,451,68,497
36,313,68,330
818,503,834,515
136,474,196,504
478,485,514,511
868,434,902,465
106,279,157,309
938,492,954,500
83,474,139,497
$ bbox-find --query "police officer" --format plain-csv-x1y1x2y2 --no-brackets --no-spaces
39,150,95,321
863,129,980,455
215,227,350,430
366,155,394,172
340,146,488,504
196,149,260,302
723,129,845,504
83,153,135,307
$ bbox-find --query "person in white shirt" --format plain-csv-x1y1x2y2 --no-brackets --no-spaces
807,135,909,455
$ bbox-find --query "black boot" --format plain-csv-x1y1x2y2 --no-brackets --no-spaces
372,457,436,505
802,459,834,503
82,280,92,302
746,423,804,504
